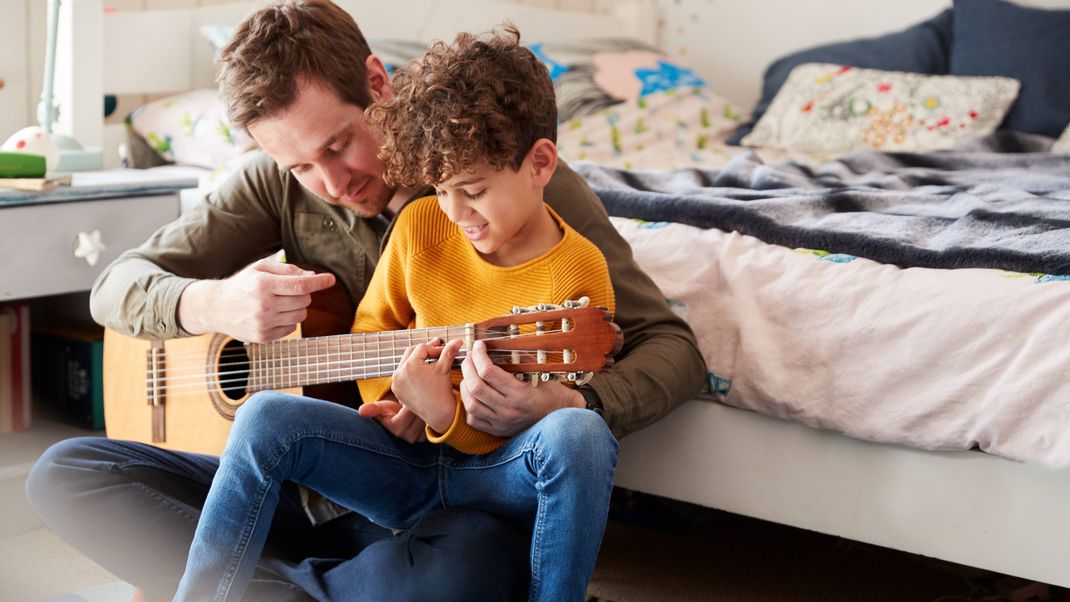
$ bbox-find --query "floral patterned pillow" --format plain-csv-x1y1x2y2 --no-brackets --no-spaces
1053,123,1070,153
556,88,746,169
741,63,1020,154
127,89,257,168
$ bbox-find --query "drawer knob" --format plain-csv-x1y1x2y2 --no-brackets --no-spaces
74,229,106,266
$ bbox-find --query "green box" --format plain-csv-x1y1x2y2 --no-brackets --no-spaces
0,152,47,178
32,324,104,430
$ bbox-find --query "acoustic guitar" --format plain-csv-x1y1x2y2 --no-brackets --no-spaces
104,280,621,456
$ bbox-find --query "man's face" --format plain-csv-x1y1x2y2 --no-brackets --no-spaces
248,75,394,218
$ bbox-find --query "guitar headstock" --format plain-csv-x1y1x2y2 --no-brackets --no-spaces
474,298,622,385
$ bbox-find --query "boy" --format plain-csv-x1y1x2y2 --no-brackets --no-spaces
174,26,617,602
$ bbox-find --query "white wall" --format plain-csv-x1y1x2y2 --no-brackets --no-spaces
0,0,32,142
4,0,1070,142
0,0,240,144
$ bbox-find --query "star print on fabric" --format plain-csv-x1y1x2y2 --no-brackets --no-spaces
527,44,568,81
634,61,706,97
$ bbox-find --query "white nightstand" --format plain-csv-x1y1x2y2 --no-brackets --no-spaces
0,169,197,301
0,169,196,539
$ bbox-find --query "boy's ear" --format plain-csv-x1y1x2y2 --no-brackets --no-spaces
527,138,558,187
365,55,392,102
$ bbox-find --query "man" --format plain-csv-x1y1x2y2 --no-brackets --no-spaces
26,1,705,600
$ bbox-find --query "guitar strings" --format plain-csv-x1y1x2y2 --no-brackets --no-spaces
142,324,569,363
146,347,557,385
142,326,566,366
145,346,557,382
144,349,568,395
143,347,566,392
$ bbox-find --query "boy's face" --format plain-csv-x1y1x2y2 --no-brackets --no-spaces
247,62,398,218
434,140,558,267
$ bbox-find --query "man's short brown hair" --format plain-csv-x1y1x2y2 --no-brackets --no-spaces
217,0,374,131
367,25,558,188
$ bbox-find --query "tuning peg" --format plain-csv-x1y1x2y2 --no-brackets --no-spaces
514,372,542,387
562,297,590,309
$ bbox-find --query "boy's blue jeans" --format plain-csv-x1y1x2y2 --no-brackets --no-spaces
174,391,619,602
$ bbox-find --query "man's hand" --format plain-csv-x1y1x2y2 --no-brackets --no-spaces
358,399,427,443
459,340,585,437
391,338,463,434
178,256,336,342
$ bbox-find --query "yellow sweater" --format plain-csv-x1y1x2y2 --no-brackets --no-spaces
351,196,615,454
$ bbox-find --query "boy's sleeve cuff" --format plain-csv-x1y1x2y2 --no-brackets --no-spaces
425,399,465,444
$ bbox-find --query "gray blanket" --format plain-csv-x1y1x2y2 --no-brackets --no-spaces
575,133,1070,275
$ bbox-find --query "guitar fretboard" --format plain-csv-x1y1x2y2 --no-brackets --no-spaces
243,326,466,391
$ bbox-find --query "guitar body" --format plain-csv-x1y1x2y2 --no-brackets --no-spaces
104,329,257,455
104,275,356,456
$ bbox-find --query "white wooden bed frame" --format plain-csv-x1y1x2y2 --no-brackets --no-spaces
58,0,1070,589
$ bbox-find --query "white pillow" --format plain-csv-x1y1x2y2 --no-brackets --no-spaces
741,63,1020,154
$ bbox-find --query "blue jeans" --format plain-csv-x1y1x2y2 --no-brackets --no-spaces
174,392,618,602
26,436,530,601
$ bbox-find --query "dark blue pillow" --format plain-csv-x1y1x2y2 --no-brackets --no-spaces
727,10,953,145
950,0,1070,138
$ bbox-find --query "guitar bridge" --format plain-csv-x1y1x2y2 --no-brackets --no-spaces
146,341,166,442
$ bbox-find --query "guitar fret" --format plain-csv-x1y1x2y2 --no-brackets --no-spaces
331,335,338,383
317,335,324,386
268,341,273,389
353,333,359,380
247,343,254,392
280,339,287,389
272,339,279,390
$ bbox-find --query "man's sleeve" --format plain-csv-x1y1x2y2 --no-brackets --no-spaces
545,161,707,439
89,153,285,339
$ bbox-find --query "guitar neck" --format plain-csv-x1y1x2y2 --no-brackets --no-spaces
244,325,468,392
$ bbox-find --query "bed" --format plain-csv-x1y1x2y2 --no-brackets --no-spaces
58,0,1070,589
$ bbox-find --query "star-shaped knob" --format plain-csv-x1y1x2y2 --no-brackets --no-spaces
74,229,106,266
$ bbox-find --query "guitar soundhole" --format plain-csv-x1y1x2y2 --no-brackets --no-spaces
206,334,250,421
218,338,251,401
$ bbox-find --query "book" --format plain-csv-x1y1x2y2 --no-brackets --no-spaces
0,304,31,432
0,174,73,192
0,311,12,432
32,323,103,431
0,170,196,205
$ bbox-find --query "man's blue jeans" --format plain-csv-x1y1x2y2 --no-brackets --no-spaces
26,433,531,601
174,392,618,602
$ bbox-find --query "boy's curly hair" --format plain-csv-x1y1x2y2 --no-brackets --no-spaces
367,25,557,188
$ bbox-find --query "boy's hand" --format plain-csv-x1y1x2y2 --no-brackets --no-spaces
459,340,585,437
358,399,427,443
391,338,464,434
